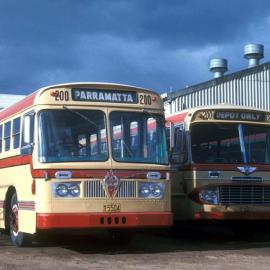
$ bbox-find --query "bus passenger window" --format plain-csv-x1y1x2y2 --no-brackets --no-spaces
147,118,157,160
78,134,87,156
90,134,98,156
112,124,123,159
0,125,2,153
130,121,140,157
13,117,21,149
100,128,108,155
4,121,11,151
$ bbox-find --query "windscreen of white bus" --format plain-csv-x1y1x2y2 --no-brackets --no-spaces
110,111,168,165
190,123,270,164
38,110,108,162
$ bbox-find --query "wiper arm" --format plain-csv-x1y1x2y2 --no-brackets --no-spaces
63,106,98,128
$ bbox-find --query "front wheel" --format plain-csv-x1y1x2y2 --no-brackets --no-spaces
9,193,32,247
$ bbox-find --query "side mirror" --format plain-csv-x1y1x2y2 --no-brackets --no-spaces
21,143,33,156
23,115,31,144
21,113,34,156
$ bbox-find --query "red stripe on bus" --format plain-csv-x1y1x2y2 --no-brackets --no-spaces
194,211,270,220
0,155,31,169
37,212,173,229
18,201,35,211
31,169,167,179
0,92,37,121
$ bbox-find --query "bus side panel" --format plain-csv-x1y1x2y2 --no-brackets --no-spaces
0,164,36,234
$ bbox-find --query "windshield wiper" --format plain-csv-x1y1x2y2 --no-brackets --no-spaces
63,106,98,128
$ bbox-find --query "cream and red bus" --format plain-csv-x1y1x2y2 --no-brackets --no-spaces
167,105,270,222
0,82,171,246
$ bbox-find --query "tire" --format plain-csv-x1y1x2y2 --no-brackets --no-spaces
9,193,32,247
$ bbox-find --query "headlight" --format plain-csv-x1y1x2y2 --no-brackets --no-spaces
139,182,165,199
56,184,69,197
199,188,219,205
150,184,163,198
139,184,151,197
54,182,81,198
68,183,80,197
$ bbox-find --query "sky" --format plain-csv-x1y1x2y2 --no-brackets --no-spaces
1,0,270,95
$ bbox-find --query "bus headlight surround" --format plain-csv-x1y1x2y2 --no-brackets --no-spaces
54,182,81,198
139,182,165,199
199,188,219,205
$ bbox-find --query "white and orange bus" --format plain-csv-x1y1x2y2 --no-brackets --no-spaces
0,82,172,246
167,105,270,222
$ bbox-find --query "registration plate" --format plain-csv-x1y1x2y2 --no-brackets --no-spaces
103,203,121,212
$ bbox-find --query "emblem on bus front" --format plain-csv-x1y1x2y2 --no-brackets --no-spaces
237,166,256,176
103,170,121,198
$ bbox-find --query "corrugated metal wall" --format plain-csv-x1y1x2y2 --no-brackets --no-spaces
164,63,270,115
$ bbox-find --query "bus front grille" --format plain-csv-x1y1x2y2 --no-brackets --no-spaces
84,180,106,198
84,180,137,198
219,185,270,205
115,181,137,198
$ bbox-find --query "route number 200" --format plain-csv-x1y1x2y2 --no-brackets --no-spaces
55,90,69,101
139,94,152,105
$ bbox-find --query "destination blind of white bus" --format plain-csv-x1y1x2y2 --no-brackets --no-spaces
72,89,138,103
214,111,265,122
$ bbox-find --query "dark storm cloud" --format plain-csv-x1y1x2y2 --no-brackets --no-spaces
0,0,270,94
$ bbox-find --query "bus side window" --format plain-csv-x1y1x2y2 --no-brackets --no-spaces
4,121,11,152
171,124,187,164
21,112,34,155
13,117,21,149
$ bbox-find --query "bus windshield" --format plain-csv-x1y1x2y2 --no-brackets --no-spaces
110,111,168,165
191,123,270,164
38,109,108,162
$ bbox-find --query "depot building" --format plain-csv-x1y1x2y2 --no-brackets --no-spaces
163,43,270,116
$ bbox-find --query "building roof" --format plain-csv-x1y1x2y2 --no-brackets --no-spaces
167,60,270,101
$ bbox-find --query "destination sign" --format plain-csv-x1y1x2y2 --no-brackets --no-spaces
71,88,138,104
214,111,265,122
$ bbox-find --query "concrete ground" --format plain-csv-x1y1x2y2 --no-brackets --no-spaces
1,225,270,270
